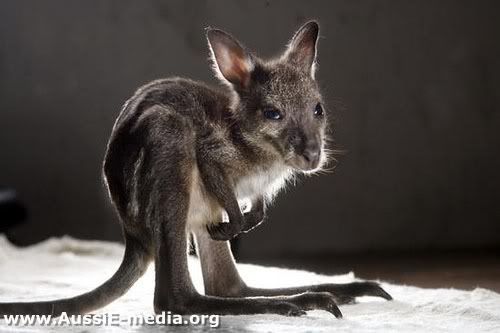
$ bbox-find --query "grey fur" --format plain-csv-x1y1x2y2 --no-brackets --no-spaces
0,21,391,317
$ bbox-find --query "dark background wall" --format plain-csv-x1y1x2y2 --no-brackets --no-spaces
1,0,499,259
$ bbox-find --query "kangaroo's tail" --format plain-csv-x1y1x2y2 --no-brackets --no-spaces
0,232,151,316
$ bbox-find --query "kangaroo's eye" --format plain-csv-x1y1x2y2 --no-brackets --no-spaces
263,108,283,120
314,103,324,117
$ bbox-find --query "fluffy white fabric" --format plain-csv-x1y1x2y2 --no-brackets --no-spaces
0,235,499,332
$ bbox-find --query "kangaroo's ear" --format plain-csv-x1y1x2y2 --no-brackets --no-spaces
284,21,319,78
206,28,254,89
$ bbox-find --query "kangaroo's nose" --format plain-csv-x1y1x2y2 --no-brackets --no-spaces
302,144,321,167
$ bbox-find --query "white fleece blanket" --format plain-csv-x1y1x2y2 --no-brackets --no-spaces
0,236,499,332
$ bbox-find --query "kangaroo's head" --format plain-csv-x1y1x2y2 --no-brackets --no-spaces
207,21,328,173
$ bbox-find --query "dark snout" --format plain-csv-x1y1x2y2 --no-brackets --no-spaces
288,130,323,171
302,142,321,169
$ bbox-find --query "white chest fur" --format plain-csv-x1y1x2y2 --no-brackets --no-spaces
187,164,291,230
187,167,220,229
234,163,291,201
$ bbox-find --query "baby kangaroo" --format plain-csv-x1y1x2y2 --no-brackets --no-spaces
0,21,391,318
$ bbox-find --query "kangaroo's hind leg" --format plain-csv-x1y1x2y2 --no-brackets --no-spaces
154,204,342,317
194,230,392,305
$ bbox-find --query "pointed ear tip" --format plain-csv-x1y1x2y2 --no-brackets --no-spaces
296,20,319,36
206,28,224,39
305,20,320,33
206,29,236,46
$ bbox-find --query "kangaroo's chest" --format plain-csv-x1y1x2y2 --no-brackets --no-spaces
186,164,290,230
234,164,290,201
